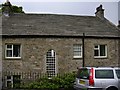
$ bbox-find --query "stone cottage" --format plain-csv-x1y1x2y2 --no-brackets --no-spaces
1,1,120,88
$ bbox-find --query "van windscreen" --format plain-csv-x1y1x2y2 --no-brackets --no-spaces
77,68,89,79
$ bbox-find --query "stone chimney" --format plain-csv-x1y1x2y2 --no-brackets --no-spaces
118,21,120,28
2,0,12,16
95,5,104,19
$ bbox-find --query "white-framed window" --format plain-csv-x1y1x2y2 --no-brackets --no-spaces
5,75,21,88
5,44,21,59
73,44,82,58
94,45,107,58
46,49,56,77
5,76,13,88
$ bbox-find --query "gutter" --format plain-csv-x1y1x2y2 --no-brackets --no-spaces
1,35,120,39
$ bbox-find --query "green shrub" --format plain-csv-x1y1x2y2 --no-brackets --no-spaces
22,72,76,89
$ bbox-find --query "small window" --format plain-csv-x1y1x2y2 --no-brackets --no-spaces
5,44,21,59
94,45,107,58
5,75,21,88
6,76,13,88
73,44,82,58
95,70,114,79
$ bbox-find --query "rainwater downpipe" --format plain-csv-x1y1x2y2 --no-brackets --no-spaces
82,33,85,67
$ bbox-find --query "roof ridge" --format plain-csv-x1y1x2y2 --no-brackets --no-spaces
4,13,95,18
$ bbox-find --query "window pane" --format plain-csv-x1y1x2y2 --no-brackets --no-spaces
100,45,105,56
115,70,120,79
73,45,82,57
74,51,81,56
13,45,20,57
7,76,11,79
7,50,12,57
47,50,55,57
7,45,12,49
94,50,99,56
7,81,12,88
95,45,98,49
95,70,114,79
47,52,51,57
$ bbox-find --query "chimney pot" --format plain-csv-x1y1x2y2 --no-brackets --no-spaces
6,0,9,2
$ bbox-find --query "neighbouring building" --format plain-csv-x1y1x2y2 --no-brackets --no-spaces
1,1,120,89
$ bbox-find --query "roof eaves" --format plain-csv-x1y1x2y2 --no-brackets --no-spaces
2,34,120,39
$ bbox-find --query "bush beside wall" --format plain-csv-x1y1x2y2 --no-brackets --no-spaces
20,72,76,90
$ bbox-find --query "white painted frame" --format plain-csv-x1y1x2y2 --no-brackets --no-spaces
73,44,82,58
5,44,22,59
94,45,107,58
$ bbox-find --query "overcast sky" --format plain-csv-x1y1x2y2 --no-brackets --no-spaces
1,0,120,25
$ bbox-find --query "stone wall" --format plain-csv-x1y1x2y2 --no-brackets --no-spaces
2,37,119,74
84,38,119,67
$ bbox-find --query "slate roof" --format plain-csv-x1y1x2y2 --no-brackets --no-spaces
1,13,120,38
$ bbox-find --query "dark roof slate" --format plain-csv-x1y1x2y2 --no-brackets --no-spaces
1,13,120,38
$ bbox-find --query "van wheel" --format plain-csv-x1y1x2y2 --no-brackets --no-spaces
106,87,118,90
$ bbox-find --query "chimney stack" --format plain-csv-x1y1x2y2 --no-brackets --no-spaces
118,21,120,28
95,5,104,19
2,0,12,16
